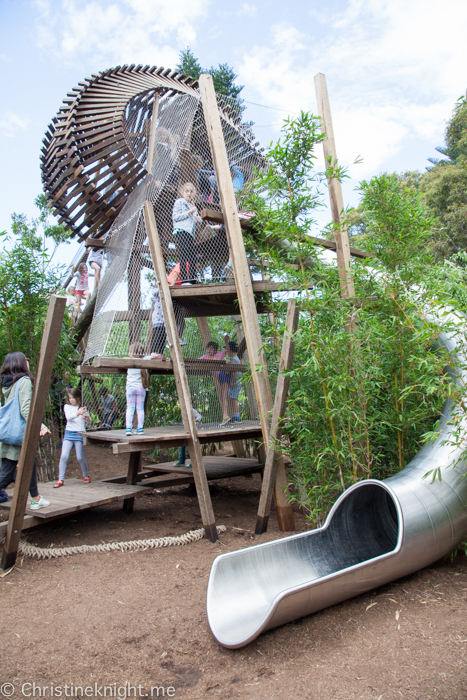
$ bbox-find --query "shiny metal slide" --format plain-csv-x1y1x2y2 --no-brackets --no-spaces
207,315,467,648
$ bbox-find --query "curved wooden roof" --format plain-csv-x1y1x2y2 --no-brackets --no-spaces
41,65,199,240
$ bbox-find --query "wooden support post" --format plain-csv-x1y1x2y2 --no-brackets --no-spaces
123,452,141,514
256,299,299,534
146,91,160,175
143,201,218,542
1,295,67,570
314,73,355,299
199,73,295,532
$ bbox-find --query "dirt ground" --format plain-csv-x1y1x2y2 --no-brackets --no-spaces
1,444,466,700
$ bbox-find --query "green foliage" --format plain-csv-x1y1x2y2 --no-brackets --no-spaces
246,114,467,526
420,97,467,257
357,173,433,272
0,203,75,379
176,48,243,98
209,63,244,99
242,111,325,277
176,47,202,81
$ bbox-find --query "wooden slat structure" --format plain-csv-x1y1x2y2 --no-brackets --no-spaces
41,66,200,242
38,66,331,543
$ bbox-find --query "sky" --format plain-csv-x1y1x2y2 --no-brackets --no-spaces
1,0,467,267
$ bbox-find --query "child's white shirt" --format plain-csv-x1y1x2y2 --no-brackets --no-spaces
127,356,151,390
64,404,87,433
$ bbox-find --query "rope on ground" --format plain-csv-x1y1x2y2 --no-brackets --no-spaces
0,526,226,560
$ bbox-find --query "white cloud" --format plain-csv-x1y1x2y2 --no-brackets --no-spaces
0,112,29,138
239,3,258,17
35,0,211,66
238,0,467,177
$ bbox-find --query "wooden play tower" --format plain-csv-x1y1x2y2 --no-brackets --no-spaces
34,65,305,542
0,66,368,563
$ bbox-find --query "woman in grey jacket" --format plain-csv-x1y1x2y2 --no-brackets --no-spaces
0,352,51,509
172,182,202,283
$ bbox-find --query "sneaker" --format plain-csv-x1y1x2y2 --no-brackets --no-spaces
136,428,144,435
30,496,50,510
126,429,132,436
179,340,187,346
53,480,64,488
83,476,91,484
0,489,9,503
174,460,186,466
220,417,231,427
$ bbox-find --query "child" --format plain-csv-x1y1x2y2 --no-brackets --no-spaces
172,182,202,284
72,262,91,313
88,247,105,289
151,288,167,355
66,286,79,324
126,343,162,436
54,388,90,487
219,341,242,426
99,387,118,429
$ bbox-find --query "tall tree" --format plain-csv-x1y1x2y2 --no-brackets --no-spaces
176,48,244,98
419,96,467,257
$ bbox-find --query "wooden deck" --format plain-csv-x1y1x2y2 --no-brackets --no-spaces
84,421,263,454
0,457,264,533
118,455,264,486
0,479,153,519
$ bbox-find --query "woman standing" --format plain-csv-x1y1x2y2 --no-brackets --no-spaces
0,352,51,509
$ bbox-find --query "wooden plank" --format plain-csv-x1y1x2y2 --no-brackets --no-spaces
102,456,263,482
199,73,295,532
1,296,67,569
170,279,314,298
85,237,105,248
92,357,173,371
200,208,253,230
146,91,160,174
143,201,218,542
0,480,153,519
256,299,299,534
314,73,355,298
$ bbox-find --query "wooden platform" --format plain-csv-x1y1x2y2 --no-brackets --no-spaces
84,421,263,454
0,479,153,519
0,457,264,534
79,356,249,376
103,455,264,488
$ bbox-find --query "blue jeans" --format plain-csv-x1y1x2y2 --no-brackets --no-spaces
58,438,89,481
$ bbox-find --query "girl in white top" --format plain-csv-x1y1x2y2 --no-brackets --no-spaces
54,387,90,487
126,342,161,436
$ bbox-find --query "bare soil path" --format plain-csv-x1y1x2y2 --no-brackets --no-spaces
1,445,466,700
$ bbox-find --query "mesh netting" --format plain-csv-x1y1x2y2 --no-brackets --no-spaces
81,91,295,430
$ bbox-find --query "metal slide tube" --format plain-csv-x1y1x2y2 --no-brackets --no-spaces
207,315,467,648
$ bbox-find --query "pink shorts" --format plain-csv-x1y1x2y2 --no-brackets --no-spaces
75,290,86,296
